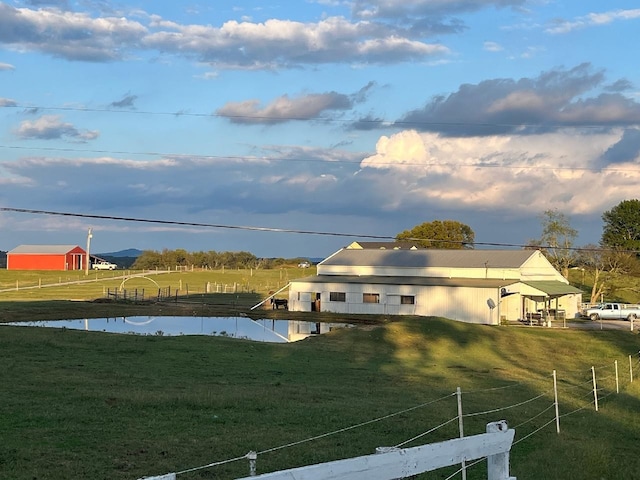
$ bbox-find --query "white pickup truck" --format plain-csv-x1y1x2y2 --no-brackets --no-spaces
92,261,117,270
584,303,640,321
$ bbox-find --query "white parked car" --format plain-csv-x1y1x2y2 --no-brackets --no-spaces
298,261,311,268
92,261,117,270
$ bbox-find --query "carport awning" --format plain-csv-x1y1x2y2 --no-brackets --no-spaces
519,281,582,298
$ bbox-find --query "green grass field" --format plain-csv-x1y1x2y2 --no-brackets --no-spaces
0,268,313,323
1,269,640,479
1,317,639,479
0,267,308,301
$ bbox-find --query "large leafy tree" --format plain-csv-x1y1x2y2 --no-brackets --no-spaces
530,209,577,278
601,199,640,251
396,220,475,249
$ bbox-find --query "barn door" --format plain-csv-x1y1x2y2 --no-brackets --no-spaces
311,293,321,312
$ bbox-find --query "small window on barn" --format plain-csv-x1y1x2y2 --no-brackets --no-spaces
330,292,346,302
401,295,415,305
363,293,380,303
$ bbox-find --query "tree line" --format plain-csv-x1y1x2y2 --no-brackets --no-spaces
131,248,308,270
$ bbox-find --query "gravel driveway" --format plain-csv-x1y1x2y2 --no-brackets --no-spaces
566,319,638,331
511,318,638,332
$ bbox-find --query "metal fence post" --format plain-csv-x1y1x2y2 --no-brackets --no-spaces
591,366,598,412
456,387,466,480
615,360,619,394
553,370,560,434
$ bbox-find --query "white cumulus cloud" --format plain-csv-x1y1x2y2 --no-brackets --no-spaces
360,129,640,216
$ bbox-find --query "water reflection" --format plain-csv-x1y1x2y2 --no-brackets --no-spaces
6,316,350,343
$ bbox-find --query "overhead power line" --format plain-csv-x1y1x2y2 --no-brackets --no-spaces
3,104,640,172
2,103,625,130
0,206,395,240
0,206,632,253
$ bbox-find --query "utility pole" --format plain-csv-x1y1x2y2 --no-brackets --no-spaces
85,227,93,276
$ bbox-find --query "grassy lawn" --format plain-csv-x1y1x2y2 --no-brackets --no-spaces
1,269,640,479
0,268,314,323
0,268,308,300
1,316,639,479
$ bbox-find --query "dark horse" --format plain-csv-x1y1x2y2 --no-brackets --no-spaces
271,298,289,310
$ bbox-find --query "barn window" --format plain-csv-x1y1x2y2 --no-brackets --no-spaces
363,293,380,303
330,292,346,302
401,295,415,305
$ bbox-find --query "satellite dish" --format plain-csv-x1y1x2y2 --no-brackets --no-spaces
487,298,496,309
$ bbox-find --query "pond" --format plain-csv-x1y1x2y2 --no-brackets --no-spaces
4,316,351,343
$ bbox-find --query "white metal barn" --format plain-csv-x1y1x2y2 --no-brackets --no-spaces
287,248,582,325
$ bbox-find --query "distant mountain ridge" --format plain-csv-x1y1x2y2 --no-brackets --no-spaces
97,249,143,258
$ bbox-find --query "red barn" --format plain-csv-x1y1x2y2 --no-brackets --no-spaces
7,245,88,271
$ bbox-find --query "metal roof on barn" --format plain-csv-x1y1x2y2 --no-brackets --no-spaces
294,275,514,288
346,241,424,250
8,244,82,254
321,248,538,269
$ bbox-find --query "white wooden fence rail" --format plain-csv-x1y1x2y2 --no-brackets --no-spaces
234,421,516,480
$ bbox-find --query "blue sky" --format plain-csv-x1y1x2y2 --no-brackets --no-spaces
1,0,640,258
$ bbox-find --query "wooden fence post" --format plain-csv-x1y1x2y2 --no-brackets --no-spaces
247,451,257,476
486,421,516,480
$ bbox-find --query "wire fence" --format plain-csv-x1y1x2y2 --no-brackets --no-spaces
138,351,640,480
105,282,251,303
